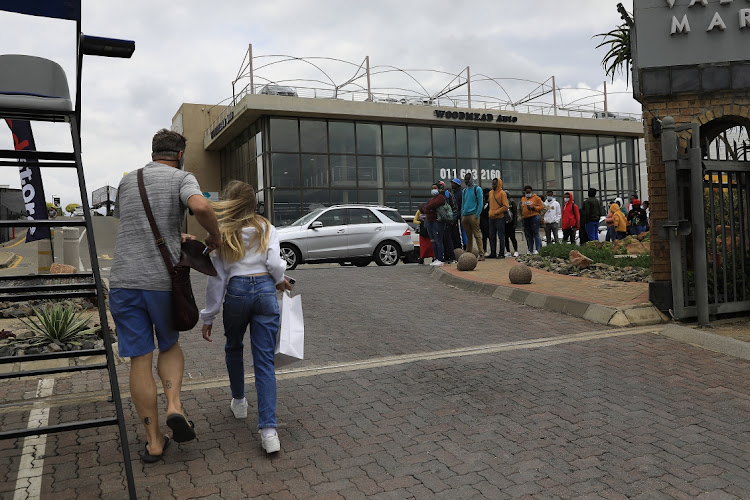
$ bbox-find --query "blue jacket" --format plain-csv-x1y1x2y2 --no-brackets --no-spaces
462,185,483,218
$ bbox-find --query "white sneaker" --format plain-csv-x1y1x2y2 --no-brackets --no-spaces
230,398,247,419
430,260,443,266
504,252,511,257
532,250,539,255
513,252,519,257
261,429,280,453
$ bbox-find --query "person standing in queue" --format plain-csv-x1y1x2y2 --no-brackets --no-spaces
504,190,519,257
520,185,544,254
487,178,508,258
418,183,447,266
560,191,580,245
438,181,457,263
460,173,485,260
200,180,293,455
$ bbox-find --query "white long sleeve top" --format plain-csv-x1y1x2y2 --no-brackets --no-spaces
543,199,562,224
200,224,286,325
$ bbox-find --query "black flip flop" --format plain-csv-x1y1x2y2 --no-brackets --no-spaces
166,413,196,443
141,435,171,464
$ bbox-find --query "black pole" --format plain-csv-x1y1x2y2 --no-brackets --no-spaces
75,20,83,142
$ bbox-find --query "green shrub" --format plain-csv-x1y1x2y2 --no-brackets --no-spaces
19,303,99,345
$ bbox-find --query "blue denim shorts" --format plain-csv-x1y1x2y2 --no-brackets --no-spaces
109,288,180,358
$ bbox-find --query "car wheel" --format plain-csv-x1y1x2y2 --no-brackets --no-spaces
374,241,400,266
280,244,300,270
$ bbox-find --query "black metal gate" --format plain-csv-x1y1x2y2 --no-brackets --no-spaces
660,117,750,323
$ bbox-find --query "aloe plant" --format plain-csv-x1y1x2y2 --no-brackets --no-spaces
595,20,631,86
19,303,100,345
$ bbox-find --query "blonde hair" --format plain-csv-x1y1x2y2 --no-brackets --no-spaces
212,181,270,263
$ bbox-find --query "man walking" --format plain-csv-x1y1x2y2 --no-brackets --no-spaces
487,178,508,258
109,129,222,462
543,190,561,245
583,187,602,243
460,172,485,260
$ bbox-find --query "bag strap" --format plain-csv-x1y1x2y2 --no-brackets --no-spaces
137,168,176,276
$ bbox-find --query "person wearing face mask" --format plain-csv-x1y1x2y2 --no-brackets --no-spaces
438,181,456,263
460,173,485,260
418,183,447,266
504,190,519,257
542,190,561,245
520,185,544,254
487,178,509,258
560,192,580,245
583,187,602,243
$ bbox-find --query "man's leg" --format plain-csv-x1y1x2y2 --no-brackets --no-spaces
157,342,185,418
461,216,474,254
130,352,167,455
470,217,483,257
544,223,552,246
488,219,498,257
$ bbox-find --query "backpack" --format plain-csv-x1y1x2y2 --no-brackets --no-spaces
436,199,453,223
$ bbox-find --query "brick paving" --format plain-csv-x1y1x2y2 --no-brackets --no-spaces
1,265,750,498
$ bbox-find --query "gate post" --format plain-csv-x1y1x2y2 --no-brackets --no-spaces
688,124,710,326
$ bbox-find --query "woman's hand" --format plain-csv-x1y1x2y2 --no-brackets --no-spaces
202,323,213,342
181,233,197,243
276,278,294,292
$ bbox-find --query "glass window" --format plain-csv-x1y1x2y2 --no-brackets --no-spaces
501,131,521,159
302,189,329,212
458,158,479,183
456,129,478,158
357,190,382,205
435,158,456,183
618,137,636,164
522,132,542,160
269,118,299,152
257,154,265,191
561,135,580,162
480,160,502,183
523,161,543,191
348,207,379,225
580,136,598,163
315,207,347,226
599,136,616,163
385,190,411,214
330,155,356,188
479,130,500,158
300,120,328,153
383,124,407,155
384,157,408,187
329,121,355,154
272,189,302,227
271,153,300,188
356,123,382,155
301,154,328,188
409,157,433,186
432,128,455,157
357,156,382,188
544,162,562,192
377,209,403,223
604,166,617,193
408,126,432,156
256,130,263,156
330,190,358,205
502,160,522,191
542,134,561,162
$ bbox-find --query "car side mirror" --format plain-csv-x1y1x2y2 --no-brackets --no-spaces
310,221,323,229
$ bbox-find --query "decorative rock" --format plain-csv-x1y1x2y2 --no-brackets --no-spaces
626,241,647,255
51,263,77,274
47,343,63,352
457,252,478,271
569,250,593,269
453,248,465,259
509,264,532,284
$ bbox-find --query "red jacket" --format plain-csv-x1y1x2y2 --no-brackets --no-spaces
421,193,446,222
561,191,580,230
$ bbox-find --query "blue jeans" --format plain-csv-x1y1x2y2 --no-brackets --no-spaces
426,220,445,261
488,218,505,256
586,222,599,242
222,275,280,429
522,216,542,253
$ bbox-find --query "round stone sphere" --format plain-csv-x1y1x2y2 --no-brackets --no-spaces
457,252,478,271
509,263,532,284
453,248,465,259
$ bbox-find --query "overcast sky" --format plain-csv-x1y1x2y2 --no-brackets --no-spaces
0,0,637,209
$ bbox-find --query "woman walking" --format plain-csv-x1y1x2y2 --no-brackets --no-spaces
200,181,293,454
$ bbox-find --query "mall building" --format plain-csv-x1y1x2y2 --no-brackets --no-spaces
173,94,645,229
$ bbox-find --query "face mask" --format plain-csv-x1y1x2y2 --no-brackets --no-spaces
525,193,532,198
431,189,439,196
546,196,552,202
564,197,570,203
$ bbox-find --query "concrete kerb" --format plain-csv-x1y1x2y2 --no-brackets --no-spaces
658,324,750,362
429,266,668,327
0,251,16,268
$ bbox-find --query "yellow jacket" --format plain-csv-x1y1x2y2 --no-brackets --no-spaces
488,180,509,219
610,203,627,232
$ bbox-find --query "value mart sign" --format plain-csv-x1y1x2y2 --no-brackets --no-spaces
634,0,750,69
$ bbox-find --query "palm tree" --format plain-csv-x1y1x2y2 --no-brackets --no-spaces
594,4,633,86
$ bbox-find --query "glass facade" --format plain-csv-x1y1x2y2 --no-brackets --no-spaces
219,116,642,227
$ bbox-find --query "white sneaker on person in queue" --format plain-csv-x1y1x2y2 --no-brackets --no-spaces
430,260,443,267
230,398,248,419
504,252,511,257
261,428,280,453
532,250,539,255
513,251,519,257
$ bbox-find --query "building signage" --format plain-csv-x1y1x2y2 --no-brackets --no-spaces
634,0,750,69
434,110,518,123
210,110,235,139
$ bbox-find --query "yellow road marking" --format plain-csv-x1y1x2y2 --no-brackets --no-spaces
9,256,22,269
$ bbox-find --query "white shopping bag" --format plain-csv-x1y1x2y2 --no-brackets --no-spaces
275,290,304,368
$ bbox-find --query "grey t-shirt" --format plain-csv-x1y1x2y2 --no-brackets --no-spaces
109,162,203,291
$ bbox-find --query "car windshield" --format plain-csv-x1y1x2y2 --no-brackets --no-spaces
378,209,404,224
290,208,325,227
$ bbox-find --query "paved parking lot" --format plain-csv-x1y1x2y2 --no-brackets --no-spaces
2,264,750,499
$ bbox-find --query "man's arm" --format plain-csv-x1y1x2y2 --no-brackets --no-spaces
186,194,221,250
